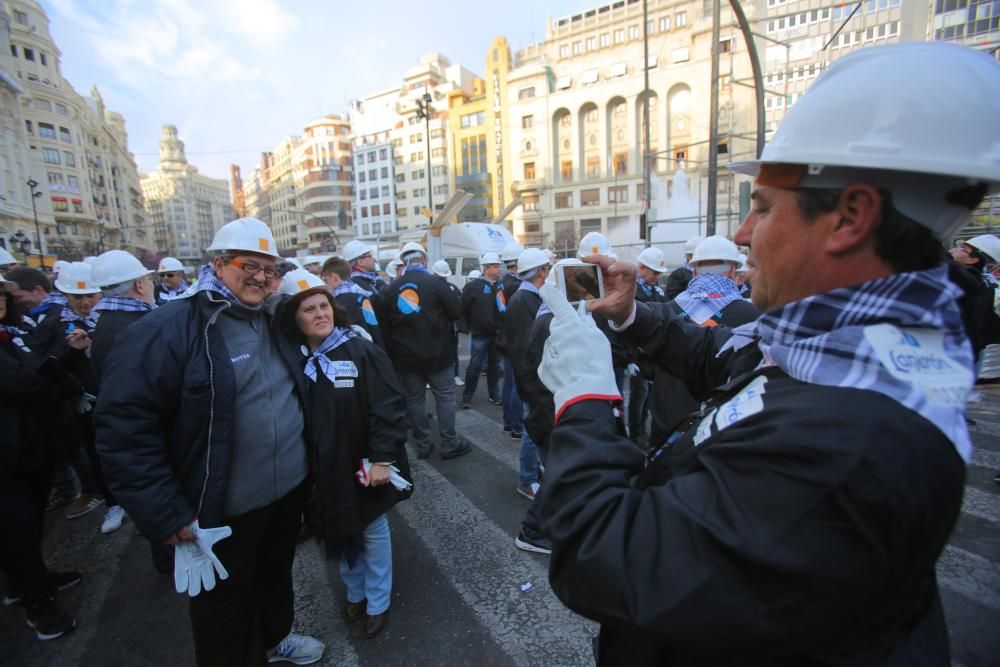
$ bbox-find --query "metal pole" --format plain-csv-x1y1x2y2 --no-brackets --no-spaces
423,92,434,228
727,0,766,159
707,0,721,236
642,0,652,246
26,179,44,268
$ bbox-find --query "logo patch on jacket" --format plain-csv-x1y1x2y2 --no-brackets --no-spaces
231,353,251,364
397,284,421,315
330,360,358,377
693,375,768,446
864,323,972,407
360,297,378,326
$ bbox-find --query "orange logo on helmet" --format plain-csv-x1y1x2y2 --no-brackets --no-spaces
591,245,599,254
296,279,309,290
76,281,86,289
258,238,270,251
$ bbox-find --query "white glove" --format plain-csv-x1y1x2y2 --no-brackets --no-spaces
355,458,413,491
538,284,622,421
74,392,97,414
624,363,641,378
174,520,232,597
351,324,373,342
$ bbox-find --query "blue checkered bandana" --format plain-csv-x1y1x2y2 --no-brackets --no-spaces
724,265,974,461
61,307,100,330
94,296,155,313
674,274,743,325
302,327,358,383
351,270,380,284
194,263,252,307
334,280,371,298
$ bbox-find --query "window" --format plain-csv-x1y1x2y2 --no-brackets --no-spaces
379,148,388,160
609,185,628,203
51,198,68,212
368,168,377,180
72,199,83,214
381,185,390,197
628,25,640,40
410,133,423,144
369,187,378,198
360,189,367,200
381,166,389,178
555,192,573,208
660,16,671,31
413,169,425,180
432,165,447,176
585,108,598,122
383,203,391,215
25,120,32,135
560,160,573,181
572,41,582,55
42,148,60,164
359,171,366,183
23,47,35,61
675,11,687,27
394,156,404,166
460,111,485,128
38,123,56,139
361,207,368,218
581,219,601,236
613,152,627,174
40,53,47,66
559,114,571,128
368,152,377,163
433,185,448,195
47,172,64,185
524,162,536,179
636,183,645,200
59,127,71,142
523,195,539,212
600,33,610,47
581,189,600,206
522,115,534,129
67,175,79,190
9,45,15,57
411,152,423,163
392,138,403,148
33,98,51,112
586,156,601,178
518,87,536,100
560,44,569,58
13,10,28,25
614,29,625,44
413,188,426,198
397,190,407,200
431,147,445,158
586,37,596,51
396,172,405,183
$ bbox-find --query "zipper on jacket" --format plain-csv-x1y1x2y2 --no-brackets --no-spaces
198,293,231,517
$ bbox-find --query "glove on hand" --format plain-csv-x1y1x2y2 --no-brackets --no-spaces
174,520,232,597
624,363,641,378
538,284,622,422
355,458,413,491
74,392,97,414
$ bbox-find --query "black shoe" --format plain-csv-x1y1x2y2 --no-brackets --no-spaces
25,597,76,641
511,430,522,440
364,611,389,638
514,531,552,555
5,571,82,606
489,397,502,406
416,448,433,460
343,599,366,623
994,471,1000,485
441,444,471,460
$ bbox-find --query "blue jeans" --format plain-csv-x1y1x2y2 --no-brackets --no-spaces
520,441,549,538
518,403,541,488
501,355,523,433
399,366,458,455
339,514,392,615
463,335,500,402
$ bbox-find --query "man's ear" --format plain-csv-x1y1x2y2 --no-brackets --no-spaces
827,183,883,256
212,256,225,278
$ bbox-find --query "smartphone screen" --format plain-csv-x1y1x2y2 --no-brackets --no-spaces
562,264,603,303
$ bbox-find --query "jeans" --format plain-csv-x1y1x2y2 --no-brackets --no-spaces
627,374,650,441
463,335,500,402
338,514,392,615
520,443,549,539
399,366,458,455
501,355,523,433
51,462,79,496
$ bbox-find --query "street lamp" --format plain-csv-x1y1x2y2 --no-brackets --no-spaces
286,208,342,253
26,178,45,269
415,91,434,226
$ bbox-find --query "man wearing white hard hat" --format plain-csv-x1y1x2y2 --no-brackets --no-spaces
343,239,386,303
949,234,1000,362
382,241,467,460
154,257,189,305
496,242,526,435
626,247,669,445
431,259,466,386
94,218,324,665
534,43,997,663
319,256,386,351
459,252,503,407
664,235,704,299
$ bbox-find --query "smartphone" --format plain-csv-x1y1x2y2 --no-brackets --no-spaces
557,262,604,305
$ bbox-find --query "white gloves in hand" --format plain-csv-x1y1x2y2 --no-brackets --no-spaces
355,458,413,491
174,520,232,597
538,284,622,421
74,392,97,414
624,363,641,378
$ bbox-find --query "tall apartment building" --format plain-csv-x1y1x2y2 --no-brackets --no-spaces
930,0,999,51
2,0,147,262
141,125,234,266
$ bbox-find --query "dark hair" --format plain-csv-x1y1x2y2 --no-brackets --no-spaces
275,260,299,278
1,291,24,327
321,257,352,280
278,290,352,343
795,188,946,273
6,267,51,294
964,244,996,268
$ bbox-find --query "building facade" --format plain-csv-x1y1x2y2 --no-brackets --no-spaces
141,125,234,266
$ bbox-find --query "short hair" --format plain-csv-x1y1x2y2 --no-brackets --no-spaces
1,291,24,327
275,260,299,278
795,188,946,273
279,291,351,343
321,257,352,280
6,267,51,294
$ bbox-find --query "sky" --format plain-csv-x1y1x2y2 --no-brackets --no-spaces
45,0,588,181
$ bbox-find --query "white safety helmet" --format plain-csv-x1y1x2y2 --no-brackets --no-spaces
277,269,330,302
206,217,279,258
517,247,550,275
52,259,71,275
342,240,374,263
684,236,705,255
729,42,1000,241
91,250,152,288
55,262,100,295
0,247,17,267
385,256,402,277
500,242,524,264
432,260,452,277
966,235,1000,264
544,248,557,265
399,242,427,262
736,253,750,274
158,257,184,273
578,232,612,259
467,269,482,281
83,255,99,265
691,236,742,274
637,247,667,273
480,252,501,266
301,255,321,268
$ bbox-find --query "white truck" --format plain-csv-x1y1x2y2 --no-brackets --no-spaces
428,222,515,288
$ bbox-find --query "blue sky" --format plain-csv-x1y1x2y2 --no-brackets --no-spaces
46,0,587,180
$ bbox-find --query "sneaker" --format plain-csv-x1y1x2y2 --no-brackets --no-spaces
4,571,82,606
100,505,127,534
515,531,552,555
267,632,325,665
25,597,76,641
489,397,502,405
454,376,465,386
441,443,472,460
510,430,522,440
65,494,102,520
516,482,540,501
46,489,80,512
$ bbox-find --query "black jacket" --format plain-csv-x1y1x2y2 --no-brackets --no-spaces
502,284,542,394
27,306,99,394
495,273,522,354
334,291,386,352
462,278,500,336
663,266,692,300
90,310,149,389
381,267,461,373
541,301,963,666
523,312,555,448
93,292,305,542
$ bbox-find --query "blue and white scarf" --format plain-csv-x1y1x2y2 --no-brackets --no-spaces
403,264,429,275
351,270,381,284
28,292,67,321
61,307,100,330
159,282,190,302
302,327,357,383
637,275,664,301
0,324,30,351
94,296,155,313
192,264,262,310
334,280,372,298
674,274,743,325
724,266,974,461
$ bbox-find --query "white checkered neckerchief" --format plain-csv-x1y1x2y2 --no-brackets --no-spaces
726,265,974,461
61,307,100,330
351,270,381,284
48,292,69,306
301,327,357,383
674,274,743,326
334,280,371,298
93,296,155,313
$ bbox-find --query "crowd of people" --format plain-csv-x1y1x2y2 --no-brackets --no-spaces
1,41,999,666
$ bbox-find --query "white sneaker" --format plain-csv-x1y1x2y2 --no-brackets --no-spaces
100,505,127,534
454,375,465,386
267,633,325,665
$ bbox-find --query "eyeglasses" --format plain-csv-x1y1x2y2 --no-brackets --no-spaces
161,272,179,278
67,293,99,299
226,257,277,280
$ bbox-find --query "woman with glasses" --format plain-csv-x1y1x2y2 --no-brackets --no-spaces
278,269,411,640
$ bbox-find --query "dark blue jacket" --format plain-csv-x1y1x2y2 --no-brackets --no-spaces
94,291,304,543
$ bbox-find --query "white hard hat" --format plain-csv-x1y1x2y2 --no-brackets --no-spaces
301,255,321,267
158,257,184,273
400,242,426,261
691,236,742,268
637,247,667,273
729,42,1000,241
736,253,749,274
83,255,99,265
480,252,501,266
206,217,279,258
467,269,482,280
385,256,402,275
0,247,16,266
517,247,550,275
55,262,100,295
432,260,452,277
544,248,557,265
52,259,71,275
500,242,524,263
578,231,612,259
684,236,705,254
966,235,1000,264
278,269,330,302
342,240,374,263
91,250,152,288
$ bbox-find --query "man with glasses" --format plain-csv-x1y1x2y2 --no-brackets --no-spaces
343,240,385,302
95,218,324,666
154,257,189,305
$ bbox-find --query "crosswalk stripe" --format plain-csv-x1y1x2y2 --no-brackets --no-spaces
937,545,1000,613
961,487,1000,526
971,447,1000,470
397,459,597,666
456,408,521,473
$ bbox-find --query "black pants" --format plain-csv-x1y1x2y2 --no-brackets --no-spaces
78,413,117,505
0,465,54,601
189,483,305,667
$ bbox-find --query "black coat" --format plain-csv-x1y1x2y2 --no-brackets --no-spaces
334,291,386,352
502,285,542,394
495,273,522,354
541,301,963,665
90,310,149,390
663,266,692,300
461,278,500,336
381,268,461,373
27,306,99,394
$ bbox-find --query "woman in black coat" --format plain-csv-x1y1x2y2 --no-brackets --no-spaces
279,271,411,639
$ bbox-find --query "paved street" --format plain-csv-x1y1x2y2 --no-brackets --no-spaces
2,339,999,666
